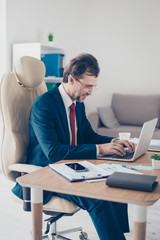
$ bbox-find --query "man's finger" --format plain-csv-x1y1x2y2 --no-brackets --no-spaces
113,143,126,156
122,140,135,152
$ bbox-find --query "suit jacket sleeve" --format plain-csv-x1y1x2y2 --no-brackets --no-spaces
76,102,113,145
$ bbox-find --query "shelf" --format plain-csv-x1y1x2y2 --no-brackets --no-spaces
44,77,63,83
41,43,65,55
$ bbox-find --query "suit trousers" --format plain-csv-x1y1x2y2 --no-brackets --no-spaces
55,192,129,240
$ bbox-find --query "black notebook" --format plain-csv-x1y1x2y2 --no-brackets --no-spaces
106,172,158,192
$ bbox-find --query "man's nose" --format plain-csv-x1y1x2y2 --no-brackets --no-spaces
87,88,94,95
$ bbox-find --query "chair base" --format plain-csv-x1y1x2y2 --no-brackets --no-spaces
42,222,88,240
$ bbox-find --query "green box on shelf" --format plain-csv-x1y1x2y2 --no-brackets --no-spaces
46,83,56,91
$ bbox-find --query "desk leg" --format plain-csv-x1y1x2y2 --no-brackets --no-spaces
133,205,147,240
31,188,43,240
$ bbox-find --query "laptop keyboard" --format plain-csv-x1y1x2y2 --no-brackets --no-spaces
111,150,134,160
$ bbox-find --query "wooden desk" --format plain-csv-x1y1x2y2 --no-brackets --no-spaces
17,152,160,240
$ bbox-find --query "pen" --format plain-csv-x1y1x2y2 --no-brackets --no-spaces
122,165,132,169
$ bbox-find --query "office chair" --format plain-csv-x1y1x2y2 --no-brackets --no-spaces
0,56,88,240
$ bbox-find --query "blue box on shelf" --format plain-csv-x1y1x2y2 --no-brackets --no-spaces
41,53,64,77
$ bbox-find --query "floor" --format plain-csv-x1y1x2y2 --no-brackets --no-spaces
0,173,160,240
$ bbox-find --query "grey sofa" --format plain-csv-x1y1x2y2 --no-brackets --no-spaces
88,93,160,139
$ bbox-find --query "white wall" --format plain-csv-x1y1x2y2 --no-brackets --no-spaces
6,0,89,69
0,0,6,79
6,0,160,115
0,0,6,171
84,0,160,114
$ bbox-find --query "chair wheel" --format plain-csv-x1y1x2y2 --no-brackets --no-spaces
79,232,88,240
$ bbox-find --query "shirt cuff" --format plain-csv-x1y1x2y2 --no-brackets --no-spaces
96,145,99,156
96,138,119,157
111,137,119,143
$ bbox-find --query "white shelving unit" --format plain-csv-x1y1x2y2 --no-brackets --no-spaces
12,43,65,84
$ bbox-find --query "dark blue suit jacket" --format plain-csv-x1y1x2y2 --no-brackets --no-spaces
12,85,113,203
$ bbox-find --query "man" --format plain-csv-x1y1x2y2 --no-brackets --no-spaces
12,53,134,240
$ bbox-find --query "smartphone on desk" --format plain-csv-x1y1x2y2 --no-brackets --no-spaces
65,163,88,172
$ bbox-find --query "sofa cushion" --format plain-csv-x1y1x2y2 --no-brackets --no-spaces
98,107,120,129
97,125,143,138
111,94,160,127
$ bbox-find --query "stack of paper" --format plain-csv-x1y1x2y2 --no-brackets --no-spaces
49,161,111,182
49,161,141,182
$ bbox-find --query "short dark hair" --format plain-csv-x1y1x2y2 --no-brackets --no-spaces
63,53,100,83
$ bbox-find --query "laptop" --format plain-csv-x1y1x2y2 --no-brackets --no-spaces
98,118,158,162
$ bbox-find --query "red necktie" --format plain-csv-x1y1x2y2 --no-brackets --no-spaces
69,103,76,145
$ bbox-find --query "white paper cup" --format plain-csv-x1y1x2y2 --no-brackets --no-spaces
119,132,131,140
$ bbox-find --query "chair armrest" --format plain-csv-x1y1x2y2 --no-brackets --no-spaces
88,112,100,132
8,163,42,173
8,163,42,212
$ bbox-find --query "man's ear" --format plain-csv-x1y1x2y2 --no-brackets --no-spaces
68,75,75,85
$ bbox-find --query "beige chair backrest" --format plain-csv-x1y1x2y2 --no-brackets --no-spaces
0,56,47,182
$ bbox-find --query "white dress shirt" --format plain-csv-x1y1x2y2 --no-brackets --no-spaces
58,84,77,145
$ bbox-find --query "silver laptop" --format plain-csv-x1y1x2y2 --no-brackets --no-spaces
98,118,158,162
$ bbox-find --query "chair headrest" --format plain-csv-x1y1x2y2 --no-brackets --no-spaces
14,56,46,88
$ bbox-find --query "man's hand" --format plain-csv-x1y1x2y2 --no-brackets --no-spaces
114,139,135,153
98,140,135,156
